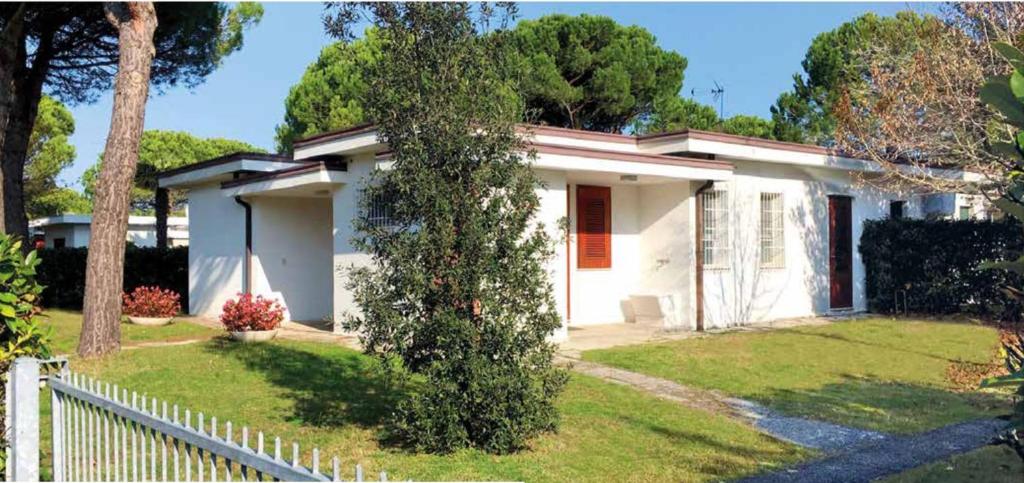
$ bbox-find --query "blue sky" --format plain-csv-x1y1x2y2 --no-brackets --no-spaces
61,1,931,188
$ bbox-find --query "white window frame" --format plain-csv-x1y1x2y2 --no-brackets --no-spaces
702,189,729,269
759,192,785,269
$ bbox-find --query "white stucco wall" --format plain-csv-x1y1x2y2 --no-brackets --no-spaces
187,184,245,316
696,161,926,329
566,182,642,325
636,181,692,328
251,197,333,322
331,155,375,326
535,170,569,340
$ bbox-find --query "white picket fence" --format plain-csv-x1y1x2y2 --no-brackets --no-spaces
6,357,389,482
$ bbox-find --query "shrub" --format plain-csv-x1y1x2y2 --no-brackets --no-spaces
860,218,1024,321
122,286,181,318
35,246,187,310
0,236,51,478
220,293,284,332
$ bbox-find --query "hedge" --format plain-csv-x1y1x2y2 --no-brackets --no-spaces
860,218,1024,321
35,247,188,310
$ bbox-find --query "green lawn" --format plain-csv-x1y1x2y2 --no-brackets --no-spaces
43,309,219,354
583,318,1009,434
41,312,806,482
879,445,1023,482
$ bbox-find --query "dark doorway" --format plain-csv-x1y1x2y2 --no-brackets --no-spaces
828,195,853,309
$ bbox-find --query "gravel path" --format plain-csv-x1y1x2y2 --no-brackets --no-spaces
564,357,1007,481
739,418,1006,483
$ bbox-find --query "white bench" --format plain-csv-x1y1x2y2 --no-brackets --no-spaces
628,293,692,331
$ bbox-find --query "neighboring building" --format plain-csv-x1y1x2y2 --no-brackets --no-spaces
158,127,980,340
30,214,189,249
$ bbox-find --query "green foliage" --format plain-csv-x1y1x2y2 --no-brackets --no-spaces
636,96,776,140
25,96,90,217
274,30,379,152
860,218,1024,320
34,247,188,311
278,13,686,145
332,3,567,454
84,130,262,213
510,14,686,132
770,11,929,144
0,235,52,477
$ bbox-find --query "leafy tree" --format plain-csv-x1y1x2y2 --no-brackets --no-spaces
770,11,929,144
636,96,776,139
510,14,686,132
83,130,263,214
977,41,1024,461
327,2,568,453
275,30,379,152
25,96,90,218
277,13,686,148
0,2,262,244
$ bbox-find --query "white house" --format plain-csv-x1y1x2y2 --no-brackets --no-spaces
158,126,979,340
30,214,189,249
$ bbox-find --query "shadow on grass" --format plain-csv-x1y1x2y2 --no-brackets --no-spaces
782,327,981,364
204,338,408,429
754,375,1010,433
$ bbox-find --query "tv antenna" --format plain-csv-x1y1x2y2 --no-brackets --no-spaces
690,80,726,120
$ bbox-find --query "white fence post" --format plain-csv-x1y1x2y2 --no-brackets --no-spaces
7,358,40,482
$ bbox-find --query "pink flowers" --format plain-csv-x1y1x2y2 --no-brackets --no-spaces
122,286,181,318
220,293,284,332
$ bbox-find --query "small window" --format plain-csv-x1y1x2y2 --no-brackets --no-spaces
366,193,394,228
889,200,905,219
53,238,66,249
577,185,611,269
959,206,971,220
760,193,785,268
702,189,729,268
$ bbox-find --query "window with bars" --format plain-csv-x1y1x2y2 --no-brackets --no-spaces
760,192,785,268
701,189,729,268
366,193,394,228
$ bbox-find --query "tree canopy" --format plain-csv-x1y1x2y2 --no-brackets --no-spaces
0,2,262,242
636,96,776,139
769,11,929,144
83,130,263,214
25,96,90,218
275,13,687,150
511,14,686,132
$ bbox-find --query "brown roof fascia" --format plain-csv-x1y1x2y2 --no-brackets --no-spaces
158,152,300,178
516,124,637,144
528,142,733,171
291,123,377,149
640,129,834,156
220,161,347,189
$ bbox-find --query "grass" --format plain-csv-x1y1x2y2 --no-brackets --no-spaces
39,311,807,482
43,309,219,354
583,318,1009,434
879,445,1024,482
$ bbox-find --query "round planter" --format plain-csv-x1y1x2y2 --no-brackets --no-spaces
229,329,279,343
127,316,173,326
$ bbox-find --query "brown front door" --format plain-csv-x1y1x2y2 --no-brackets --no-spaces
828,195,853,309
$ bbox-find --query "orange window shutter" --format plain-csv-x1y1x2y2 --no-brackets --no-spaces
577,185,611,269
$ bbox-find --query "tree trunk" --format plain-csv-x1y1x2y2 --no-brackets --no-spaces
0,3,28,236
78,1,158,358
155,187,168,248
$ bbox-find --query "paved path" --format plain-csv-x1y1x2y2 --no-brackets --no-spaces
564,356,1006,481
739,418,1005,483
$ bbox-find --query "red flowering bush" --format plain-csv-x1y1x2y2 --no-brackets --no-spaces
122,286,181,318
220,293,284,332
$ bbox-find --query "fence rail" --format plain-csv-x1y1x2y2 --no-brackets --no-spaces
7,357,389,482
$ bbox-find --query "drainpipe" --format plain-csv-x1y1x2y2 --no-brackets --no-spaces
234,196,252,294
694,180,715,332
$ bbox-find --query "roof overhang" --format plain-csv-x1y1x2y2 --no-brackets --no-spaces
158,153,307,189
220,162,349,198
